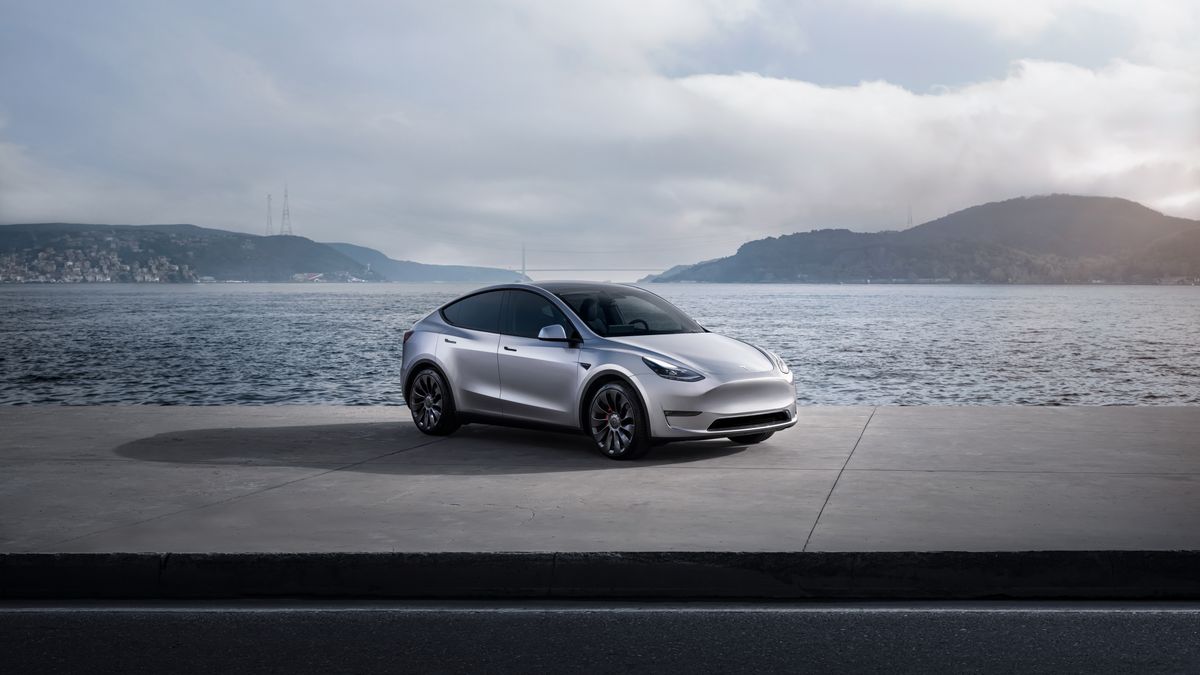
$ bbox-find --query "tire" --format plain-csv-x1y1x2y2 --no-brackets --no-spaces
728,431,773,445
587,381,652,460
407,368,460,436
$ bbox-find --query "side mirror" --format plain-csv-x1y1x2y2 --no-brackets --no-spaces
537,324,569,342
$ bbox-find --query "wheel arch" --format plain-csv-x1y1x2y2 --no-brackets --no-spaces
577,369,652,434
404,358,455,409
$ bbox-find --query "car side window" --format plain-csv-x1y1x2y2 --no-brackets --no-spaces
504,290,572,339
441,290,503,333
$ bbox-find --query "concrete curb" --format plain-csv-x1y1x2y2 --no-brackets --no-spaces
3,551,1199,600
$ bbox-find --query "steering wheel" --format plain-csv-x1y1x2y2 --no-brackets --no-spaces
629,319,649,332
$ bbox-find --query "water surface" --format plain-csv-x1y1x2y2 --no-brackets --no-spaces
1,284,1197,405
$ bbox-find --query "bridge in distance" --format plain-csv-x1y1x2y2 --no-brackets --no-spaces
511,268,663,273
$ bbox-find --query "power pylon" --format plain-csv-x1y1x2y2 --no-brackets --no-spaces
280,185,293,235
265,194,273,236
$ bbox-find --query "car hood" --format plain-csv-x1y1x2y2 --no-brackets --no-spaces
609,332,774,376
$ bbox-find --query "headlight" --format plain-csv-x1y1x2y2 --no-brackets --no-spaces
642,356,705,382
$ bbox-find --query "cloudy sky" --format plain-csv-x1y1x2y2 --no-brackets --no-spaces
1,1,1197,278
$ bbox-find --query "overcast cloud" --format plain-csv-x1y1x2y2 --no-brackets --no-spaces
1,0,1197,277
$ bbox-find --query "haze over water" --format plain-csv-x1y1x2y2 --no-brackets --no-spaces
1,284,1197,406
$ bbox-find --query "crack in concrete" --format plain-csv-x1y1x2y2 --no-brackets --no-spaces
802,407,877,552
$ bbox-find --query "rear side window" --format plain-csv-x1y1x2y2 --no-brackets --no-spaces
441,290,503,333
503,290,572,338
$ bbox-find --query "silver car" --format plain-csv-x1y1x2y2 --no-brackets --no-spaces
401,282,797,459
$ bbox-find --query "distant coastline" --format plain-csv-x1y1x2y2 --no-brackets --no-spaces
5,194,1199,286
642,279,1200,286
0,223,526,284
643,194,1200,285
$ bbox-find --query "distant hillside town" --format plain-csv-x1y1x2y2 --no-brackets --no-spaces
1,245,195,283
0,223,525,284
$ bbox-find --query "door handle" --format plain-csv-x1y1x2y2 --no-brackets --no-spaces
503,346,517,351
444,338,457,344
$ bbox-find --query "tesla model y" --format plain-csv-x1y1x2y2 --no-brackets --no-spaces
401,282,796,459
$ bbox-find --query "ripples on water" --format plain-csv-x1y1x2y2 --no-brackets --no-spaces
1,283,1198,405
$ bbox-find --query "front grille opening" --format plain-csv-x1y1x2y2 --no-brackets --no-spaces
707,411,791,432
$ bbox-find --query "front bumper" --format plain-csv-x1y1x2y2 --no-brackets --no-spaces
640,372,798,439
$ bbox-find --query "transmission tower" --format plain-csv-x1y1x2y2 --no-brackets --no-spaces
280,185,293,235
265,194,273,235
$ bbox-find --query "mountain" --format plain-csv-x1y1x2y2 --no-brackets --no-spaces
652,195,1200,284
1128,228,1200,280
903,195,1198,257
0,222,381,282
0,223,519,283
326,242,527,283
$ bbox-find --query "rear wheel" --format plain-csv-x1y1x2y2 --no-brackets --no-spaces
408,368,460,436
587,382,651,460
728,431,773,445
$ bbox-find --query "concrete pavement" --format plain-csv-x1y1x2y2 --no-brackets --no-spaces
1,406,1198,553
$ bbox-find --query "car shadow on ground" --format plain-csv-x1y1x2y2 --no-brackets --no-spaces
112,421,753,475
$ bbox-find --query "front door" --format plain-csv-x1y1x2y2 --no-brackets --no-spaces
497,290,582,427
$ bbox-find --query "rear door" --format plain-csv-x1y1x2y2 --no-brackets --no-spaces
498,289,582,427
437,290,504,415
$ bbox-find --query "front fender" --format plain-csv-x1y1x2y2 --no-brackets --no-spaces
576,362,658,434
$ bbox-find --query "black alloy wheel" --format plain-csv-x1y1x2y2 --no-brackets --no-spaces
409,369,460,436
588,382,651,460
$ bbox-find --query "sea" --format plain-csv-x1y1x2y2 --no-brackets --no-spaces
1,283,1198,406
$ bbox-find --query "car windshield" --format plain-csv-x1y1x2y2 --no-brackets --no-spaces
554,286,705,337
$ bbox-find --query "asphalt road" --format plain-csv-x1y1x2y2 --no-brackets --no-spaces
3,602,1199,674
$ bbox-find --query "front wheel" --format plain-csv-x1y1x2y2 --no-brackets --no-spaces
408,368,460,436
587,382,652,460
728,431,773,445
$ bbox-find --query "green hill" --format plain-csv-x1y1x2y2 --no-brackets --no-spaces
0,223,375,282
903,195,1197,257
0,222,530,283
653,195,1200,284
